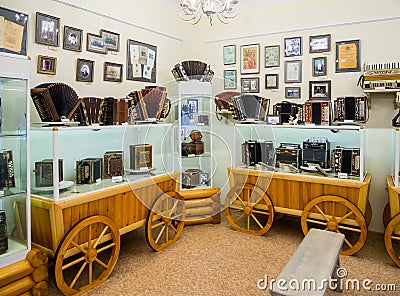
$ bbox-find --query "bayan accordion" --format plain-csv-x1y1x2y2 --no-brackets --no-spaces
130,144,152,170
232,94,270,122
76,158,102,184
333,96,368,123
103,151,123,178
304,101,331,125
0,150,15,189
273,101,304,124
34,159,63,187
332,147,360,177
241,140,274,167
171,60,214,82
276,143,302,168
0,211,7,255
302,139,330,169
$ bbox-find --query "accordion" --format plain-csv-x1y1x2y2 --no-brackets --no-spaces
304,101,331,125
34,159,63,187
241,140,274,167
215,91,240,111
101,97,131,125
276,143,302,168
332,147,360,177
333,96,368,123
232,94,270,122
359,61,400,90
130,144,152,170
302,139,330,169
273,101,304,124
103,151,123,178
171,60,214,82
0,211,7,255
0,150,15,189
76,158,102,184
81,97,104,125
182,169,201,189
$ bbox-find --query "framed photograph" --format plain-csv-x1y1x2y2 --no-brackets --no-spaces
309,34,331,53
35,12,60,46
312,57,327,76
87,33,106,54
199,173,209,186
267,115,281,125
285,87,301,99
0,7,28,55
335,39,361,72
284,60,302,83
37,55,57,75
63,26,82,52
241,77,259,93
127,39,157,82
101,29,120,52
309,80,331,100
223,45,236,65
240,44,260,74
76,59,94,82
264,45,280,68
104,62,123,82
284,37,302,57
224,70,237,90
187,99,198,113
265,74,279,89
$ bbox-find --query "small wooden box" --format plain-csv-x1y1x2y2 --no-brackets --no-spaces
76,158,102,184
130,144,152,170
34,159,63,187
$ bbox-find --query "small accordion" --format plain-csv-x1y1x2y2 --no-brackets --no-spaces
302,138,330,169
241,140,274,167
130,144,152,170
276,143,302,168
333,96,368,123
182,168,202,189
34,159,63,187
0,150,15,190
171,60,214,82
232,94,270,122
273,101,304,124
101,97,131,125
332,147,361,177
80,97,104,125
76,158,102,184
0,211,7,255
103,151,123,178
304,101,331,125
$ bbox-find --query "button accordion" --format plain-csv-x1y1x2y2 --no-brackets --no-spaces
0,150,15,190
302,138,330,169
34,159,63,187
103,151,123,178
273,101,304,124
231,94,270,122
276,143,302,168
304,101,331,125
332,147,361,177
333,96,368,123
241,140,274,167
76,158,102,184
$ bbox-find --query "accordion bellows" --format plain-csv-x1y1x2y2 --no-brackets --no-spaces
81,97,104,126
215,91,241,111
231,94,270,121
171,60,214,82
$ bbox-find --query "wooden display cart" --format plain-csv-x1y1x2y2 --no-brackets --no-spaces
24,172,184,295
225,167,371,255
384,176,400,267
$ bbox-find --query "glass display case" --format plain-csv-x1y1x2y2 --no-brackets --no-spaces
0,53,30,268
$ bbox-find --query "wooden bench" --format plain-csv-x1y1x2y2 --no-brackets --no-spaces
270,228,345,296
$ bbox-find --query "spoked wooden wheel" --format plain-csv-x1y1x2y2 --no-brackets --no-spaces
382,203,391,228
301,195,367,256
54,215,120,296
384,213,400,267
225,183,274,236
145,191,185,252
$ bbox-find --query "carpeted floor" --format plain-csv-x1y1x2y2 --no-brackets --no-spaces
48,215,400,295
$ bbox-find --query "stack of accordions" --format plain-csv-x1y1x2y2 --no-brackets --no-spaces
171,60,214,82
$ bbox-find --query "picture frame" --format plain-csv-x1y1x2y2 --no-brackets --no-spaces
127,39,157,83
309,34,331,53
87,33,106,54
267,115,281,125
63,26,82,52
284,60,302,83
264,45,280,68
241,77,259,93
224,70,237,89
265,74,279,89
76,58,94,82
35,12,60,46
335,39,361,73
187,99,198,113
37,55,57,75
223,45,236,65
285,87,301,99
199,172,209,186
312,57,327,76
101,29,120,52
0,7,28,56
240,44,260,74
284,36,302,57
309,80,331,100
104,62,123,82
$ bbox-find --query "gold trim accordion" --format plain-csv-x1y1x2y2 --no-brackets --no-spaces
103,151,123,178
76,158,102,184
333,96,368,123
304,101,331,125
0,149,15,189
34,159,63,187
332,147,360,177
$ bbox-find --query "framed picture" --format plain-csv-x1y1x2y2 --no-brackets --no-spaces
35,12,60,46
63,26,82,52
335,39,361,72
241,77,259,93
127,39,157,83
199,173,209,186
101,29,120,52
267,115,281,125
87,33,106,54
104,62,123,82
309,34,331,53
187,99,198,113
265,74,279,89
309,80,331,100
240,44,260,74
223,45,236,65
284,60,302,83
0,6,28,55
285,87,301,99
264,45,280,68
284,37,302,57
312,57,327,76
224,70,237,89
37,55,57,75
76,58,94,82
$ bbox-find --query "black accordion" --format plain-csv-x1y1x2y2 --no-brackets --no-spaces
304,101,331,125
0,211,7,255
276,143,302,168
101,97,132,125
130,144,152,170
302,139,330,169
34,159,63,187
171,60,214,82
232,94,270,122
241,140,274,167
76,158,102,184
103,151,123,178
333,96,368,123
332,147,361,177
80,97,104,125
0,150,15,190
273,101,304,124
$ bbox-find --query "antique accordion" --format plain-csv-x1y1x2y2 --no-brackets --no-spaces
0,211,7,255
359,61,400,90
302,138,330,169
182,168,202,189
332,147,360,177
76,158,102,184
101,97,131,125
103,151,123,178
273,101,304,124
0,150,15,190
130,144,152,170
276,143,302,168
34,159,63,187
232,94,270,122
333,96,368,123
80,97,104,125
241,140,274,167
304,101,331,125
171,60,214,82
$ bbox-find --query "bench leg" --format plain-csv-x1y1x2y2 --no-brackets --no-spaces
331,257,343,293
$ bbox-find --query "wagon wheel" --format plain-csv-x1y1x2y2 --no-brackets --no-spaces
384,213,400,267
301,195,367,256
225,183,274,236
54,215,120,296
383,203,391,228
366,200,372,226
145,191,185,252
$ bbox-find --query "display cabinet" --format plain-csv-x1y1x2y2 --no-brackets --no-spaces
0,53,30,268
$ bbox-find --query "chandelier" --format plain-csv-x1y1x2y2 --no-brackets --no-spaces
180,0,239,26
